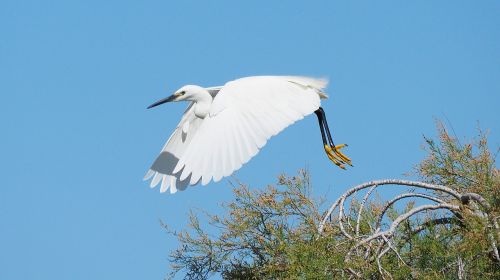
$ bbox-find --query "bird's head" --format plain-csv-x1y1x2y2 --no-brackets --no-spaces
147,85,209,109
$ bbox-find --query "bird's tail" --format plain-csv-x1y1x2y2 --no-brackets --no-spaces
285,76,329,99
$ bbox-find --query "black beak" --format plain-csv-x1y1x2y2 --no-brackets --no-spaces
147,94,178,109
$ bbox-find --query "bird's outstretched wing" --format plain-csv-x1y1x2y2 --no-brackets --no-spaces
173,76,327,187
143,103,204,193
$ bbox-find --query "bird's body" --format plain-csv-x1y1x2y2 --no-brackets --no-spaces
145,76,351,193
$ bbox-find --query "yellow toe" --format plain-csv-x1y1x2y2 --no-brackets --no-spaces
324,143,352,168
324,144,349,169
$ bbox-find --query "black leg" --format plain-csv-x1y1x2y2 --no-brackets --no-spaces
314,107,352,168
317,107,337,148
314,109,328,146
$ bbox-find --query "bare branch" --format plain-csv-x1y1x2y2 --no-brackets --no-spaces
411,217,460,235
375,193,446,233
347,203,460,260
461,192,491,211
318,179,462,233
317,174,498,279
355,185,377,236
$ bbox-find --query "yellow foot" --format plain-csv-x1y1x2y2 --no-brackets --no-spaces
333,144,352,164
324,144,352,169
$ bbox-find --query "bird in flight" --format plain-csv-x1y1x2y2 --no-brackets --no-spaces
144,76,351,193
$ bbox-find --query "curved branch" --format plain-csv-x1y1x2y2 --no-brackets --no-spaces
461,192,491,211
319,179,462,233
337,195,353,239
410,217,462,235
347,203,460,259
374,193,446,233
355,185,377,236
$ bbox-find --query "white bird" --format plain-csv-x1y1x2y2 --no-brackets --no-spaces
144,76,351,193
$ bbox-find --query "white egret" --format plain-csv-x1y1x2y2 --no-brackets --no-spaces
144,76,351,193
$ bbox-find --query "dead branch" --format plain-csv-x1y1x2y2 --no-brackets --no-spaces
318,179,499,278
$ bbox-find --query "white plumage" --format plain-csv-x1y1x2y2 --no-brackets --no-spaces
144,76,331,193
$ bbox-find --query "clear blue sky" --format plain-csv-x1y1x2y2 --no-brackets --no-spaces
1,1,499,279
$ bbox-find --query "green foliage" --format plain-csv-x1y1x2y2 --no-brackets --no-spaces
167,123,499,279
168,170,345,279
411,122,500,279
418,122,499,212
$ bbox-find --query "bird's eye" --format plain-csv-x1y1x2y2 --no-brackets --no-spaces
180,91,186,95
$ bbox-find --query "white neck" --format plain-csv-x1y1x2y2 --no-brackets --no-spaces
192,89,212,118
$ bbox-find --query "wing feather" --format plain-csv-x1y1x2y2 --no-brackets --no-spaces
146,76,327,192
144,102,203,193
173,76,325,188
151,172,162,188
